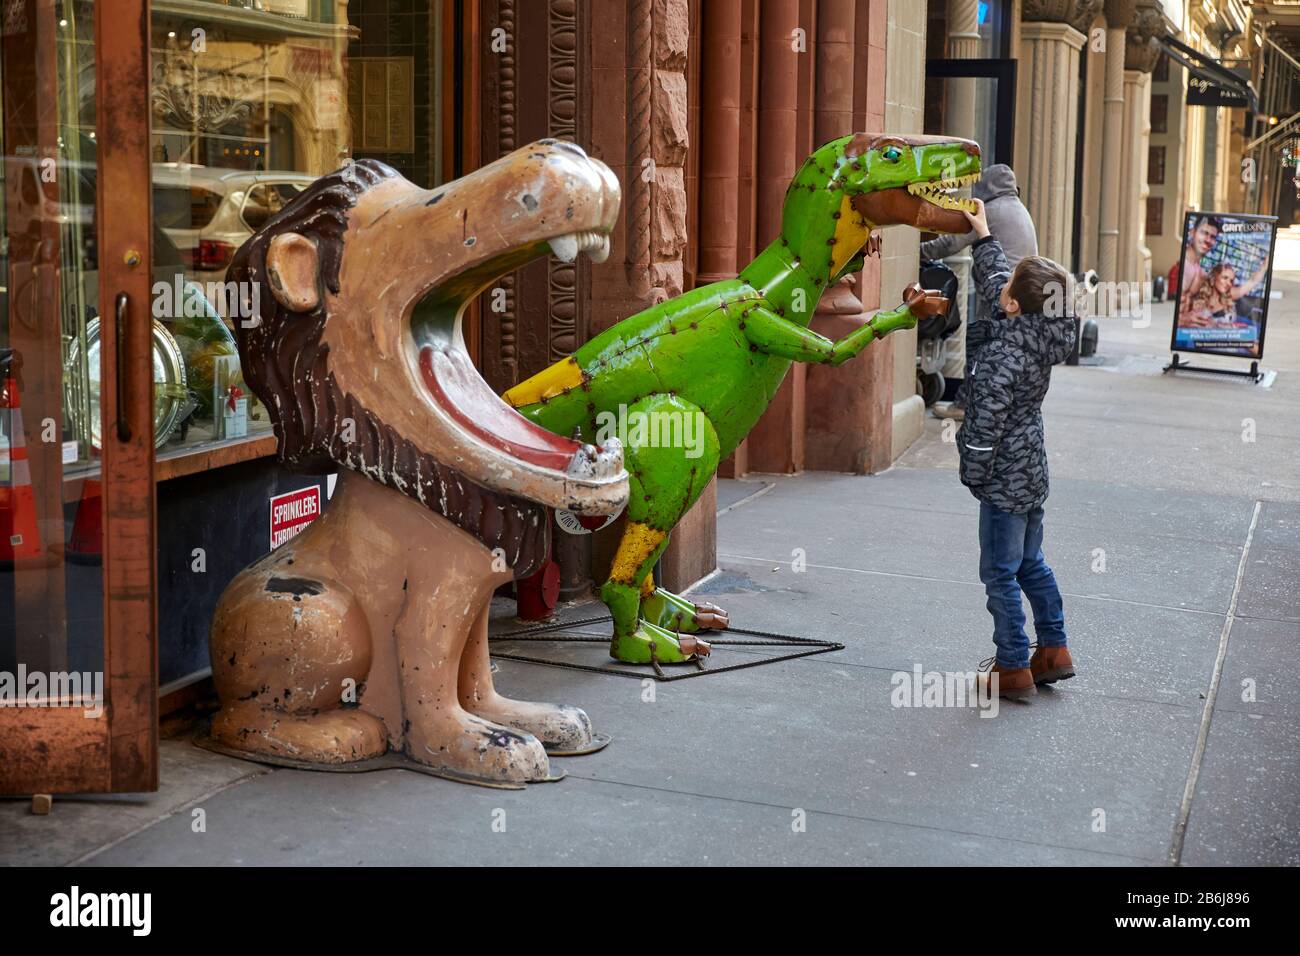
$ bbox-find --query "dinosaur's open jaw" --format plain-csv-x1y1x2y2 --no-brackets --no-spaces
906,172,981,215
853,168,982,234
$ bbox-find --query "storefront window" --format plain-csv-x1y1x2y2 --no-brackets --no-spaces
2,0,451,683
116,0,450,465
139,2,344,458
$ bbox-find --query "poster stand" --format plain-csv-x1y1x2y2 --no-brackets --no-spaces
1163,353,1263,383
1167,211,1276,382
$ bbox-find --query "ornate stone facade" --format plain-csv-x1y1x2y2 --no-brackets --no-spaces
1125,2,1166,73
1023,0,1105,35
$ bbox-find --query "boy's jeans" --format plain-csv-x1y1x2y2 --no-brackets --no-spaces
978,501,1067,668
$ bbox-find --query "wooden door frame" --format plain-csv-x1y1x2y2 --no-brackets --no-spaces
0,0,157,795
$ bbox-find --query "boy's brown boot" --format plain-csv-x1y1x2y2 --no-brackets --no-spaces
977,663,1037,701
1030,645,1075,685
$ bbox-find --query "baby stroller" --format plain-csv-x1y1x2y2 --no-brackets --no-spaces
915,259,961,406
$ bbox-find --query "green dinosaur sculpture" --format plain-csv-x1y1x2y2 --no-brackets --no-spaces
504,132,982,664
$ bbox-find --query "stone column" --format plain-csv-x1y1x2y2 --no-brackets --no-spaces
696,0,743,287
805,0,893,474
1116,5,1162,300
745,0,808,474
585,0,709,594
1097,0,1136,290
1119,68,1152,298
946,0,981,140
1017,4,1095,265
935,0,981,384
658,0,722,593
883,0,927,458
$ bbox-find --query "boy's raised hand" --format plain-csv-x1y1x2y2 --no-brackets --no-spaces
964,198,990,238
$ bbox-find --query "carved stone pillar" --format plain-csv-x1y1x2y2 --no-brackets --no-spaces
1018,2,1099,266
711,1,760,479
1097,0,1136,292
652,0,711,594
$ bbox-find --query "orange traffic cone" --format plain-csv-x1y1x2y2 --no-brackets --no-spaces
0,361,44,564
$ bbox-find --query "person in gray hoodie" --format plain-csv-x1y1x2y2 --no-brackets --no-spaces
920,164,1039,417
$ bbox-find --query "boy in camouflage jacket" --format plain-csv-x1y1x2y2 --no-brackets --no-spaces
957,199,1077,700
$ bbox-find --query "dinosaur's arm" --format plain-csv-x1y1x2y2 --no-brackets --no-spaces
742,285,946,367
741,307,838,363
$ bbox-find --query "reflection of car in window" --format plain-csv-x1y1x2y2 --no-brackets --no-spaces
151,164,314,279
240,182,304,231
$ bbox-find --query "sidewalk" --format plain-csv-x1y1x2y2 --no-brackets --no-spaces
5,243,1298,867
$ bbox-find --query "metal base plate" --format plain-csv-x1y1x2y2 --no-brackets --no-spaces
193,733,566,790
490,615,844,681
546,731,612,757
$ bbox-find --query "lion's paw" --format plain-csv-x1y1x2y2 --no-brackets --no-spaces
410,710,553,784
468,698,595,755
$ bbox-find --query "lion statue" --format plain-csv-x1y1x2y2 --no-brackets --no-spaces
206,141,627,787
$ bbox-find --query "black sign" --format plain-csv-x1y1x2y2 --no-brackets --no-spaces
1186,70,1252,109
1158,35,1257,112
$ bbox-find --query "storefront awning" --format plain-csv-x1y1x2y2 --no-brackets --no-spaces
1158,34,1257,112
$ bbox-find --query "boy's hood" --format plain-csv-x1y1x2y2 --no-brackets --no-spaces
973,164,1018,202
991,311,1076,366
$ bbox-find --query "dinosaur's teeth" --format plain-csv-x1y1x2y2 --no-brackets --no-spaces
907,173,981,211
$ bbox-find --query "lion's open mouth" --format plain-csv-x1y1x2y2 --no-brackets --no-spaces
411,224,623,509
418,344,620,482
907,172,980,214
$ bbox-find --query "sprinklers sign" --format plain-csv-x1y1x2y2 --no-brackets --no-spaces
269,485,322,548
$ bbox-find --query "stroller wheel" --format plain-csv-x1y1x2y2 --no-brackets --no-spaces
917,370,945,407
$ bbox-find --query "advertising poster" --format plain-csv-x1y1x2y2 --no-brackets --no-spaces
1172,211,1277,360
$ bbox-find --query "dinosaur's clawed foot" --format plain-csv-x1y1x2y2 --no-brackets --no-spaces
611,620,711,665
640,586,730,633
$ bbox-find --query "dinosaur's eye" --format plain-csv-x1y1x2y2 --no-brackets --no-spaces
882,146,903,162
